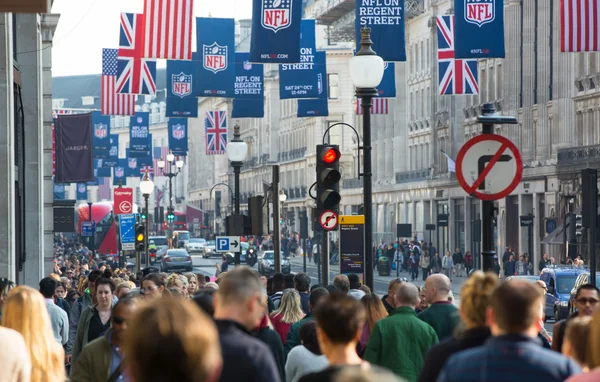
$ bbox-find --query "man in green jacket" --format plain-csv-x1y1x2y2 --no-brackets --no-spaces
283,287,329,357
70,296,138,382
364,283,438,382
418,274,460,340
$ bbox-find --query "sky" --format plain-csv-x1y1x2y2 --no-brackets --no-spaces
51,0,253,77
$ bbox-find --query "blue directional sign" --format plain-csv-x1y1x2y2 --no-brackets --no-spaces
119,214,136,251
215,236,241,253
546,218,557,234
81,221,96,237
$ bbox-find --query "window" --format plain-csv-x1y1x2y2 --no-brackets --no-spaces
328,73,339,99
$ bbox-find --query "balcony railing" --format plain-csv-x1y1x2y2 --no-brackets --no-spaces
557,144,600,166
277,147,307,162
314,0,355,25
343,178,362,189
406,0,425,19
395,169,429,183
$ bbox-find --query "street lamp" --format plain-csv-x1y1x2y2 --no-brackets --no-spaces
226,123,248,265
279,189,287,230
349,26,384,291
158,150,184,246
139,170,154,268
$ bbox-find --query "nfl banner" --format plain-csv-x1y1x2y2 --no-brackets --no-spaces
113,159,127,186
454,0,505,58
129,112,150,155
55,113,94,183
76,183,88,200
102,134,119,168
355,0,406,62
249,0,303,63
298,51,328,118
234,52,264,99
378,62,396,98
232,99,265,118
168,118,189,155
92,111,111,157
166,59,198,117
279,19,319,99
94,159,112,177
53,182,66,200
125,151,153,177
196,17,235,97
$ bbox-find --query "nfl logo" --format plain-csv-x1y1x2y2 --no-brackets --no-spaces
262,0,292,33
128,158,137,169
465,0,495,27
116,167,124,177
172,72,192,98
203,42,228,74
137,117,143,123
243,61,252,70
78,184,86,193
94,123,107,139
172,124,185,140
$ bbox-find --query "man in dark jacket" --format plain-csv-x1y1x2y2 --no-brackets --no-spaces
214,267,280,382
293,272,311,315
552,283,600,352
438,280,581,382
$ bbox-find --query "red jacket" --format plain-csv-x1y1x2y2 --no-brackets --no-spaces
270,313,294,345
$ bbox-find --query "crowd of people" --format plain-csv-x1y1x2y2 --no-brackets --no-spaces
3,238,600,382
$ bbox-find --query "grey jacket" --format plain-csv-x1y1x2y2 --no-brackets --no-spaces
45,300,69,345
67,292,93,354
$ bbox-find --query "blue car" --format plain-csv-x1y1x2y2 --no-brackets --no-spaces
540,266,588,321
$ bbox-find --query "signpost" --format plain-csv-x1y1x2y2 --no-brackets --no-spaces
119,213,136,251
114,188,134,215
81,221,96,237
339,215,365,282
215,236,241,253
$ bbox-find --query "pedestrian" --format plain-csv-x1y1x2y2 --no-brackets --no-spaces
70,296,138,382
441,252,454,281
452,248,464,277
333,274,350,295
313,241,321,265
140,272,167,300
270,273,286,308
504,254,516,277
565,311,600,381
193,288,216,317
357,294,388,357
0,326,31,382
294,273,311,315
437,280,581,382
381,278,404,315
430,251,441,274
561,316,592,371
39,276,69,346
418,274,460,341
54,281,71,318
253,313,286,381
502,247,512,267
347,273,366,300
2,285,65,382
285,321,328,382
125,298,222,382
185,272,199,295
333,367,405,382
214,267,281,382
271,289,306,345
418,271,498,382
553,284,600,352
464,251,473,276
284,287,330,357
415,287,428,314
363,283,439,381
515,254,529,275
539,253,551,272
408,250,419,281
419,250,431,281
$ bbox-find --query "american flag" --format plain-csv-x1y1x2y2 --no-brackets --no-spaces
205,111,227,155
97,177,112,201
153,146,169,176
116,13,157,95
102,48,136,115
52,109,73,175
561,0,600,52
437,15,479,95
355,98,389,115
143,0,194,60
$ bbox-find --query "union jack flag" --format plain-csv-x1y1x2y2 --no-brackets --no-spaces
205,111,227,155
140,165,155,176
102,48,136,115
143,0,194,60
153,146,169,176
116,13,157,95
436,15,479,95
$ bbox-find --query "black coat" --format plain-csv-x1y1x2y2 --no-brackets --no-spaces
418,327,491,382
252,327,286,382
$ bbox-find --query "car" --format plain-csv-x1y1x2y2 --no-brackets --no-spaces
172,230,191,248
258,250,290,277
505,275,540,283
202,240,216,258
540,265,588,321
148,236,167,263
185,238,206,254
161,249,193,272
568,272,600,315
156,245,168,261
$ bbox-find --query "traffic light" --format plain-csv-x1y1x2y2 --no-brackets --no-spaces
140,208,147,221
316,144,341,211
575,214,583,238
135,223,146,252
167,207,175,222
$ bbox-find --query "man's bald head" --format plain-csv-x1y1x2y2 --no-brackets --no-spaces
394,282,420,307
425,274,451,304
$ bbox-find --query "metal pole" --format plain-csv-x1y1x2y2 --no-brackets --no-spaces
144,195,149,268
528,223,533,271
233,162,241,266
169,172,174,246
273,165,282,273
321,232,329,286
302,238,307,273
135,214,141,272
481,104,496,272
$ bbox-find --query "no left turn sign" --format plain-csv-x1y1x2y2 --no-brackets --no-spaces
456,134,523,201
319,210,339,231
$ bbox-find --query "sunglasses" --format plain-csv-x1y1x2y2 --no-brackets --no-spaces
113,316,126,325
576,298,599,305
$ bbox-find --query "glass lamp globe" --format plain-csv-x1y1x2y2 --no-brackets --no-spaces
227,140,248,162
139,172,154,195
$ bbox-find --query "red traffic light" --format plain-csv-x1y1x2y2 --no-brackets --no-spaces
322,147,340,164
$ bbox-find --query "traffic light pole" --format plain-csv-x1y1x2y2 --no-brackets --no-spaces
273,165,282,273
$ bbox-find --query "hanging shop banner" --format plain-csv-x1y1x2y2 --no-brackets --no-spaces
355,0,406,62
92,111,111,157
279,19,318,99
231,98,265,118
234,52,264,99
196,17,235,97
168,118,189,155
378,62,396,97
454,0,505,58
55,113,94,183
166,59,198,117
248,0,303,63
76,183,88,200
297,51,328,117
129,112,150,154
113,159,127,186
102,134,119,168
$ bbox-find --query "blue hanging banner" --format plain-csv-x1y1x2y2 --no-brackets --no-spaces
249,0,303,63
232,99,265,118
125,150,152,177
91,111,111,158
102,134,119,167
454,0,505,58
168,118,189,156
94,159,112,177
166,59,198,117
298,51,328,118
76,183,88,200
113,159,127,186
234,52,264,99
355,0,406,62
377,62,396,98
279,19,318,99
196,17,235,97
129,112,150,155
53,182,65,200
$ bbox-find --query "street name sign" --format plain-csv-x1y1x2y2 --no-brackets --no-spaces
216,236,241,253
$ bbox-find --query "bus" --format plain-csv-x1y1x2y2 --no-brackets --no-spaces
163,210,187,231
76,202,118,254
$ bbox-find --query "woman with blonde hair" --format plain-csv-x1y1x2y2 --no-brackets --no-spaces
166,273,188,297
418,271,499,382
1,285,65,382
357,293,388,357
566,311,600,381
270,289,305,344
184,272,199,295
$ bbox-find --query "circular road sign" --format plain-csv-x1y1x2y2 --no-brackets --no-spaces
456,134,523,201
119,201,132,213
319,210,339,231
